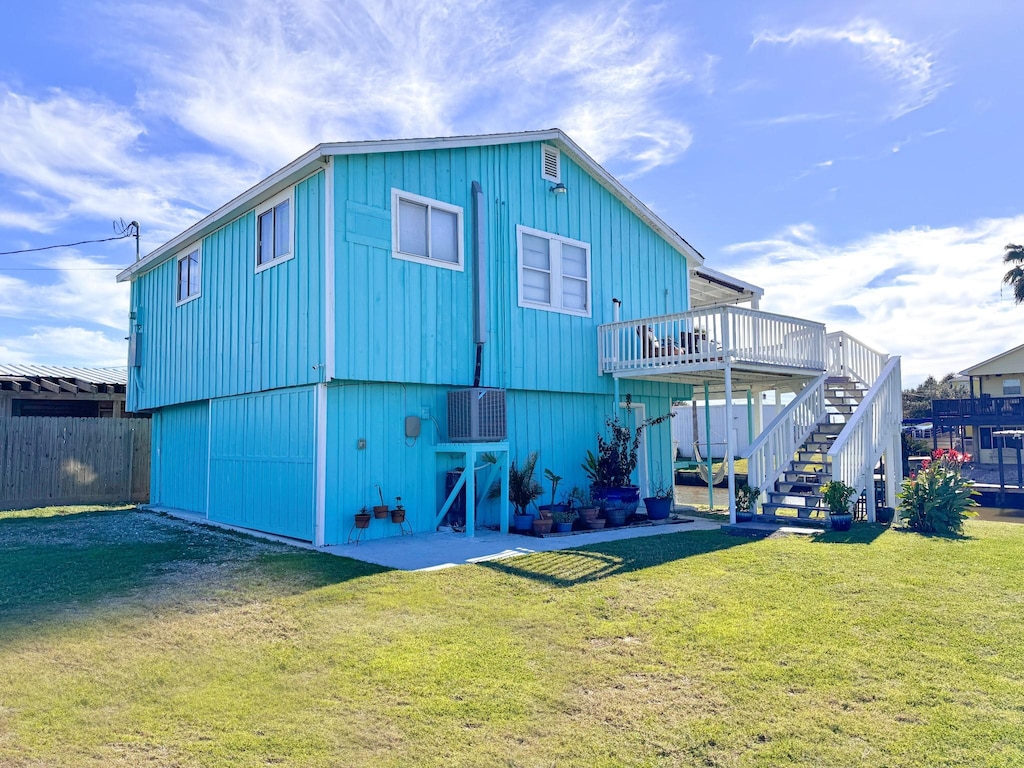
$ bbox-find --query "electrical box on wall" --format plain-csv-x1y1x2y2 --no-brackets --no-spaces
405,416,421,438
127,332,140,368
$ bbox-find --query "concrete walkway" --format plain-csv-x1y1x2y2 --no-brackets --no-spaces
324,516,721,571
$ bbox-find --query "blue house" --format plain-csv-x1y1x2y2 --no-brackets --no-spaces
117,129,904,543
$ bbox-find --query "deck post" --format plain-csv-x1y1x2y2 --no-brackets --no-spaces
724,365,736,523
704,381,713,512
746,389,754,445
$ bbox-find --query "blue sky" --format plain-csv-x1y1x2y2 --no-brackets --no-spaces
1,0,1022,386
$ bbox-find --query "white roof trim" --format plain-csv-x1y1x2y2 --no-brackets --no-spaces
118,128,704,283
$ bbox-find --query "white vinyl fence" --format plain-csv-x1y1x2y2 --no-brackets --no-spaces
672,402,782,459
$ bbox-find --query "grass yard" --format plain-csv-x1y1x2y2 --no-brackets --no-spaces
2,507,1023,767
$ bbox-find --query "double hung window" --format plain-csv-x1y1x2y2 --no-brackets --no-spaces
391,189,463,270
176,247,201,305
256,193,292,270
517,225,591,316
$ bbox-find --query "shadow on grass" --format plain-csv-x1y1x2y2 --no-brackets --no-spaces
810,523,888,545
477,529,750,587
0,509,388,634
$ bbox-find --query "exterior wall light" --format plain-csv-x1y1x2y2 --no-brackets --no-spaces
550,182,568,194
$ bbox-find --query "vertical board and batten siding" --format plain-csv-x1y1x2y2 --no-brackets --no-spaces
152,401,209,513
0,417,150,510
331,143,692,401
209,387,315,541
128,172,326,412
322,380,674,544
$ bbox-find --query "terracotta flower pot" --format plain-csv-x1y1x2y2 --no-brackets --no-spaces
354,513,371,529
532,517,554,535
373,505,389,519
584,518,606,530
391,508,406,524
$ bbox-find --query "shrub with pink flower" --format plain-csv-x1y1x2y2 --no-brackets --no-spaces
898,448,978,534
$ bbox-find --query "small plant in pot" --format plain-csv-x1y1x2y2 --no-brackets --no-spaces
537,469,568,518
735,484,760,523
373,485,389,518
643,476,674,521
551,507,577,533
821,480,857,531
569,486,601,528
583,395,674,527
391,496,406,524
355,506,371,529
491,452,543,533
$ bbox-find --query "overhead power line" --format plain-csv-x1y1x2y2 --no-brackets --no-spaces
0,220,139,257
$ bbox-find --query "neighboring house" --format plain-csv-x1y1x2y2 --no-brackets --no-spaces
0,364,133,418
933,344,1024,463
117,129,903,544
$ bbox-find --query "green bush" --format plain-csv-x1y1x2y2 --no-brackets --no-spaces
898,449,979,535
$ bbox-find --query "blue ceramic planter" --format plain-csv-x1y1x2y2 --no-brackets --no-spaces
513,512,535,532
643,496,672,520
592,486,640,527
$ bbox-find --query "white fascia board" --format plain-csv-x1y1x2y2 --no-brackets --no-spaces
119,127,705,282
691,265,764,299
117,146,329,282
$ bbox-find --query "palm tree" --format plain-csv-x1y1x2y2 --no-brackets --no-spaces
1003,243,1024,303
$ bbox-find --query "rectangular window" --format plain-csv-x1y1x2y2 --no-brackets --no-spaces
255,192,292,271
517,225,591,316
980,427,993,450
176,246,201,305
1003,379,1021,396
391,189,463,270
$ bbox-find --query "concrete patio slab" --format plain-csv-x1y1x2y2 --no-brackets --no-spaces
324,516,722,571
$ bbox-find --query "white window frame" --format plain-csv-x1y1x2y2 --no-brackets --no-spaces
255,189,294,273
175,244,202,306
1003,379,1021,396
516,225,592,318
390,189,464,271
541,144,561,183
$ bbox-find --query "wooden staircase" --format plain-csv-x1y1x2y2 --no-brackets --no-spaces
758,377,867,524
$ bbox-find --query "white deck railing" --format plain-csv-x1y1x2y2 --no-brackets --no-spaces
826,331,888,386
828,356,903,510
599,306,826,376
743,374,828,499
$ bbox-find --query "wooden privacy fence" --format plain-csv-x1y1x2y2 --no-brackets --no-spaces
0,417,150,510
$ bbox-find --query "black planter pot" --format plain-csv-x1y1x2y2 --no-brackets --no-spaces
877,506,895,525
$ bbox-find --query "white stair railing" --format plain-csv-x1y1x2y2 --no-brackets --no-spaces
828,356,903,516
743,374,829,501
826,331,887,386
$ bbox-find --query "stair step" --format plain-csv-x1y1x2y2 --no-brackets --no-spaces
753,512,829,528
767,493,823,507
776,480,824,493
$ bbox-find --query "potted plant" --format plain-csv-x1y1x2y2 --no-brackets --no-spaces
373,484,389,518
569,486,601,528
735,484,760,523
537,469,568,518
551,507,577,533
354,506,371,529
643,476,674,521
876,505,895,525
821,480,857,531
391,496,406,524
496,452,543,533
582,395,674,527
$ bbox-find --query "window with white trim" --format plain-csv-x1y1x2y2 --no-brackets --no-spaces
176,246,201,305
517,225,591,316
255,192,292,271
1004,379,1021,396
391,189,463,270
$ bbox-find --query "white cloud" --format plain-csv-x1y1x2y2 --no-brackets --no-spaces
112,0,698,177
753,19,946,118
0,325,126,367
723,216,1024,386
0,88,260,248
0,254,128,330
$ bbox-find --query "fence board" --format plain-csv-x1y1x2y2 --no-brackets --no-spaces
0,417,151,510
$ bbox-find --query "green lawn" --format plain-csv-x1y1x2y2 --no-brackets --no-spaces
2,507,1023,767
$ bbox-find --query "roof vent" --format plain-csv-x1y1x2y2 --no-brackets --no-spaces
541,144,560,183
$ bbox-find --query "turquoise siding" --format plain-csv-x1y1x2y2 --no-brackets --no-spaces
128,171,326,411
208,387,316,541
152,400,209,513
321,381,674,544
332,143,691,398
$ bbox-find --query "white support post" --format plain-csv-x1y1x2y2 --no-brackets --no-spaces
500,453,510,534
886,432,902,508
725,365,736,523
865,417,876,522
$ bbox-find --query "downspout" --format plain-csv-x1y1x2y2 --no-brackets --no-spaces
472,181,487,387
612,299,621,413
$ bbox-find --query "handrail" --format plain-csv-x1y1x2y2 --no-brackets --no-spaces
828,356,903,508
599,306,826,376
826,331,888,387
742,373,829,499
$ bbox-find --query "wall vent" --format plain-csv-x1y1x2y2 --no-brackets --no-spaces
541,144,560,183
447,388,507,442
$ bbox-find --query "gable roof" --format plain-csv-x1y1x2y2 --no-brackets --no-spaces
963,343,1024,377
117,129,704,283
